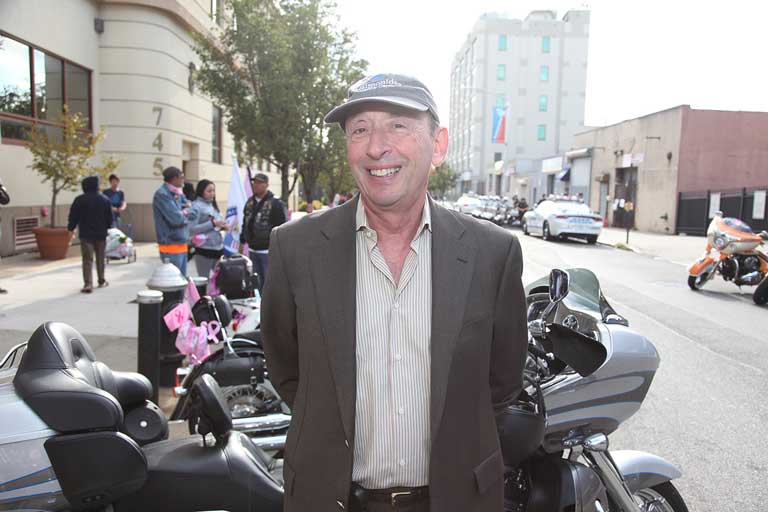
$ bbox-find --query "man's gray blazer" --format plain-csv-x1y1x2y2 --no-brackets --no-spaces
261,196,528,512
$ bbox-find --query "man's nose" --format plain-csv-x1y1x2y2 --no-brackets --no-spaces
365,127,390,160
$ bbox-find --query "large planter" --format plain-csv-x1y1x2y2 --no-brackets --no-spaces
32,226,73,260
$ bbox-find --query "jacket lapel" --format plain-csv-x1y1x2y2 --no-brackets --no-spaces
310,198,358,443
429,200,477,441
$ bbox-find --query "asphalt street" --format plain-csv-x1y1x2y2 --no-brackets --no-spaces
516,227,767,512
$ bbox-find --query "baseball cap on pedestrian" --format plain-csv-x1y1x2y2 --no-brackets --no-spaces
324,73,440,128
162,166,183,181
252,173,269,183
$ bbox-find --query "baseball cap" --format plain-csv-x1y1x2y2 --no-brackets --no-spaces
252,173,269,183
324,73,440,127
162,166,183,181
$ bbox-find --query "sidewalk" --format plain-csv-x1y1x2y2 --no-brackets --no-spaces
597,227,705,266
0,242,162,366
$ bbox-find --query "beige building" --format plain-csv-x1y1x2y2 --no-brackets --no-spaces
0,0,295,256
574,107,683,234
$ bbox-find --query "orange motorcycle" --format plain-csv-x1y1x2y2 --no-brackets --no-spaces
687,213,768,303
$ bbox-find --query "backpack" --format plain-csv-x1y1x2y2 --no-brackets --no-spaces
213,254,259,299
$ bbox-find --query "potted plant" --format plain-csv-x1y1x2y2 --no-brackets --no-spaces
27,107,119,260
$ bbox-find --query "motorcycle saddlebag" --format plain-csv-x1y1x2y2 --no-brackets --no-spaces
213,254,256,299
199,352,266,387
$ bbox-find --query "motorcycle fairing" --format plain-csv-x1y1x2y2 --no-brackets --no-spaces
687,253,718,276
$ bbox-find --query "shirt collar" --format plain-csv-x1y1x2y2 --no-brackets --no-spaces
355,196,432,234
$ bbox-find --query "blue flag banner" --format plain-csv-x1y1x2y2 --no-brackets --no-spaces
492,106,507,144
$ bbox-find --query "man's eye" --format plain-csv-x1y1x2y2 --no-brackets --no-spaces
351,127,367,136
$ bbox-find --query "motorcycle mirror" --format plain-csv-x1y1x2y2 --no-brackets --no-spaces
549,269,569,303
760,230,768,241
546,323,608,377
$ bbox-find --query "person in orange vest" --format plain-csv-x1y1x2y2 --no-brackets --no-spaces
152,166,198,275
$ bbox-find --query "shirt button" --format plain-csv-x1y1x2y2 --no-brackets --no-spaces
366,231,373,238
398,407,405,415
395,353,402,362
393,302,399,310
399,459,406,467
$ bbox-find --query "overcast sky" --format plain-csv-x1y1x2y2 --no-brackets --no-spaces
335,0,768,128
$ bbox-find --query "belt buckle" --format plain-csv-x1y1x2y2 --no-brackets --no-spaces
390,490,412,507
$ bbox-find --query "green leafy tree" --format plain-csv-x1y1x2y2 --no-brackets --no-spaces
428,163,458,199
194,0,365,203
316,127,357,203
27,108,120,227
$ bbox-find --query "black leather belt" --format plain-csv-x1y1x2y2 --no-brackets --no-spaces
350,483,429,509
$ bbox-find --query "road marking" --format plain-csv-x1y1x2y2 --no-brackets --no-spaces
609,297,765,376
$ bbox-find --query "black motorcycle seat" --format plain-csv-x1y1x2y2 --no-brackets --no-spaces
14,322,124,433
114,431,283,512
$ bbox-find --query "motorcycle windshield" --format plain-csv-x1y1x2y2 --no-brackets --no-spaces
723,217,754,233
525,268,618,322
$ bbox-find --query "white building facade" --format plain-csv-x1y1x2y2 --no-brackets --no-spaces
0,0,293,256
447,10,589,199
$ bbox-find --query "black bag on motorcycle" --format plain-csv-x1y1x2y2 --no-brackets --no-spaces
213,254,258,299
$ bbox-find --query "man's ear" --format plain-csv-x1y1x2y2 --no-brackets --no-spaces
431,126,449,167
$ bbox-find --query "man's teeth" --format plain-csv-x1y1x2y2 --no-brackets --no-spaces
368,167,400,177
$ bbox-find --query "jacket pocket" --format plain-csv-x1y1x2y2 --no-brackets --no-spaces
283,458,297,496
473,449,502,495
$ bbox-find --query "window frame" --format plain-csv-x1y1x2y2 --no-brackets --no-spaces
0,30,93,145
542,36,551,54
539,94,548,112
497,63,506,81
498,34,508,52
537,124,547,141
212,105,223,164
539,65,549,82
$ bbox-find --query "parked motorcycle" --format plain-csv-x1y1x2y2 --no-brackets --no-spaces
506,268,689,511
0,322,284,512
687,212,768,301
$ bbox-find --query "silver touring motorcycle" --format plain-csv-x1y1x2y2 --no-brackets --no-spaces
0,268,688,511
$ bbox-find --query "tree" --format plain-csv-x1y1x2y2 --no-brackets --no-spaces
317,127,357,203
27,108,119,227
194,0,365,203
428,163,458,199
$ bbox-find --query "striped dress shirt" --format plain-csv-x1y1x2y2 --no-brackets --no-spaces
352,198,432,489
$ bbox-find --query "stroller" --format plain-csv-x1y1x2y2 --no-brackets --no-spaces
105,227,137,263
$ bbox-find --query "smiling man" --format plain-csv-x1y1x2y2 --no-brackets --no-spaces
261,74,528,512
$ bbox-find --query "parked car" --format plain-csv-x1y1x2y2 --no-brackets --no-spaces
522,199,603,244
455,194,483,215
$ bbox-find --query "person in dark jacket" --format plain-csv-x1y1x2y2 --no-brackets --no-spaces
240,173,286,290
68,176,113,293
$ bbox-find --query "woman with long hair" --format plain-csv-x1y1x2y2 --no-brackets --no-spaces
189,179,228,278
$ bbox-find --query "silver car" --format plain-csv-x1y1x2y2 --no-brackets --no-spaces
522,199,603,244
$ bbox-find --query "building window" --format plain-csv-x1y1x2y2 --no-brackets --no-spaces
539,95,548,112
497,64,506,81
211,0,225,27
542,36,551,53
212,105,222,164
498,34,507,51
539,65,549,82
494,152,502,162
537,124,547,141
495,94,505,108
0,33,92,143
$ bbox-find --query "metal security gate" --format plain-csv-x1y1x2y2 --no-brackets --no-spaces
676,188,768,235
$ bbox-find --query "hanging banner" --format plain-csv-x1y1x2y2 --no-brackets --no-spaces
492,107,506,144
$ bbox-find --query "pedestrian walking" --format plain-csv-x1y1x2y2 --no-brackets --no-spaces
0,178,10,294
240,173,286,290
260,73,528,512
152,166,198,276
189,179,227,278
67,176,113,293
103,173,127,227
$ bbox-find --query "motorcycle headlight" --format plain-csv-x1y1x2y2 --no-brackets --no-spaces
713,235,727,249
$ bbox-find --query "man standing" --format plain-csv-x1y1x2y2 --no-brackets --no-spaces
103,173,127,227
67,176,113,293
261,74,528,512
152,166,197,275
240,173,286,290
